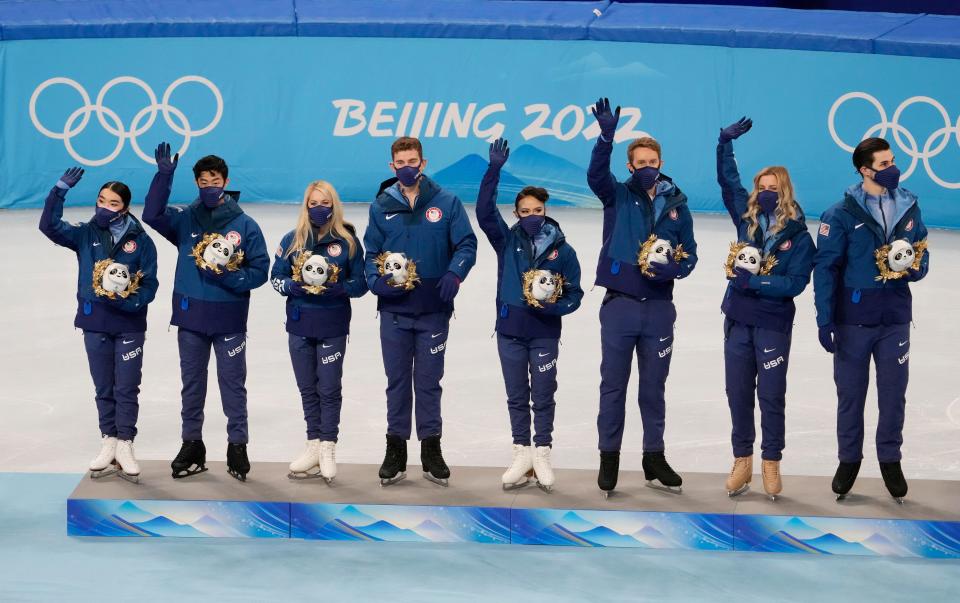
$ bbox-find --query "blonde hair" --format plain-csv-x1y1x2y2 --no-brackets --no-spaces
284,180,357,259
743,166,799,240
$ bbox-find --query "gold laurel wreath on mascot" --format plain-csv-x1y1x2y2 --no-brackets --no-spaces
521,270,565,309
191,233,245,274
637,234,690,278
291,250,341,295
874,239,928,283
91,259,143,300
374,251,420,291
723,241,779,278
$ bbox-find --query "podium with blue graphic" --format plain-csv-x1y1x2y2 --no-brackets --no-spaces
67,461,960,558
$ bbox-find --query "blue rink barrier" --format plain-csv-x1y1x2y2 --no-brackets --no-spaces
2,2,959,226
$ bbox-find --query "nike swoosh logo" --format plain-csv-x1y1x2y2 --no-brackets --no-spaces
459,260,465,267
122,340,134,345
431,333,444,339
92,242,100,246
899,340,908,347
855,223,865,229
322,344,333,349
659,337,671,342
191,232,200,238
764,348,776,353
224,336,237,342
538,353,550,357
385,214,399,220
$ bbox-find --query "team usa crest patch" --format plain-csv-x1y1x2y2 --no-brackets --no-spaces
778,239,792,252
669,209,679,221
276,245,284,258
122,240,137,253
905,219,914,232
819,223,831,237
226,230,242,246
548,249,559,261
425,207,443,223
327,243,343,257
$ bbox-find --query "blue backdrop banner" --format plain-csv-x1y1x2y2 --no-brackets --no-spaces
3,37,959,226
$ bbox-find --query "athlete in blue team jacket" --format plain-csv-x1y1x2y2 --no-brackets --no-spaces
814,137,929,503
715,118,815,500
587,98,698,497
39,167,158,483
142,143,269,482
270,180,367,483
476,138,583,492
363,136,477,487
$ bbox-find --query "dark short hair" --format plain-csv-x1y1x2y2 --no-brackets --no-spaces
391,137,423,160
852,138,890,173
100,181,132,208
515,186,549,210
193,155,229,180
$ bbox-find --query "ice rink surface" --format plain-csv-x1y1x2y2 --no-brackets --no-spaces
3,203,959,481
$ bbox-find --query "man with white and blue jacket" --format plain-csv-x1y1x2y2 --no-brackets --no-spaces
716,117,815,500
476,138,583,492
587,98,698,496
814,137,929,503
143,143,269,482
39,167,158,482
363,136,477,487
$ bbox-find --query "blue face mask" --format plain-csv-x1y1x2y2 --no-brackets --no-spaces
873,165,900,191
518,215,545,238
395,165,421,187
308,205,333,227
93,206,123,228
199,186,224,208
630,166,660,191
757,190,779,214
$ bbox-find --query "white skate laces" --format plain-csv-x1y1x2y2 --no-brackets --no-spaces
533,445,555,491
319,441,337,481
501,444,534,489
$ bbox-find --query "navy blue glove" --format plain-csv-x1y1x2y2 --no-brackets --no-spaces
56,166,84,190
647,253,681,282
372,274,407,298
591,97,620,141
321,280,347,298
818,325,836,354
200,266,227,282
719,116,753,144
155,142,179,175
287,280,308,297
489,137,510,170
905,266,925,282
732,267,754,289
437,272,461,302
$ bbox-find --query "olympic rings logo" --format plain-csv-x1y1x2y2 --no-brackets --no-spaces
828,92,960,190
29,76,223,167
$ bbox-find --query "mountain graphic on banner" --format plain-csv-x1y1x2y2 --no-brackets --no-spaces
433,154,525,203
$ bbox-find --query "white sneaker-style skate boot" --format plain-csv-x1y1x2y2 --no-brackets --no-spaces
319,441,337,484
501,444,534,490
89,435,118,479
115,440,141,484
288,439,322,480
725,455,753,497
533,445,555,493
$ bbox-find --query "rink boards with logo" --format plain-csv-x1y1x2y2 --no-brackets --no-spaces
67,462,960,558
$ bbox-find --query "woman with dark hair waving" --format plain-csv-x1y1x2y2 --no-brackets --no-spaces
716,117,815,500
271,180,367,484
38,167,159,483
476,138,583,492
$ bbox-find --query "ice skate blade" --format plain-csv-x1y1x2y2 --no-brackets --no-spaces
893,496,905,505
646,481,682,494
117,472,141,485
536,482,554,494
600,489,614,499
423,472,449,487
171,465,207,479
287,470,323,481
228,469,247,482
727,483,750,498
502,478,532,491
766,494,779,502
322,476,335,486
379,472,406,487
835,492,849,502
89,467,119,480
